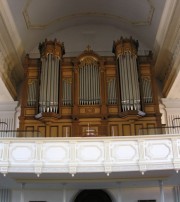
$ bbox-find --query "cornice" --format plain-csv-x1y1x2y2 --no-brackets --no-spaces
161,98,180,108
153,0,180,98
0,0,24,57
153,0,177,60
153,0,178,77
0,0,24,100
0,100,18,111
162,47,180,98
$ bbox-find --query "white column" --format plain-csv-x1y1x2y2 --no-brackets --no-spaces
62,183,66,202
174,186,180,202
159,180,165,202
117,182,122,202
20,183,25,202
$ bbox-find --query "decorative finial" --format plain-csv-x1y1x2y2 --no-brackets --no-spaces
86,45,91,51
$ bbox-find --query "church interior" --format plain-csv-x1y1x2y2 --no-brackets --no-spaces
0,0,180,202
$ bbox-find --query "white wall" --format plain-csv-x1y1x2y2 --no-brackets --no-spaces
0,101,19,131
122,187,174,202
11,187,175,202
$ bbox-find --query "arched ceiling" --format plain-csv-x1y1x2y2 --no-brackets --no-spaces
2,0,180,101
6,0,165,55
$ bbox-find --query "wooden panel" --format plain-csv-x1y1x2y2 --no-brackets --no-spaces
147,123,156,128
122,124,131,136
146,123,157,135
139,65,151,75
37,126,46,137
62,71,72,76
81,125,98,136
108,106,118,113
61,107,72,115
25,108,36,115
25,126,34,137
135,124,143,135
25,126,34,131
99,123,108,136
62,126,71,137
106,68,116,75
50,126,59,137
27,69,39,77
79,107,100,114
144,105,155,113
110,125,118,136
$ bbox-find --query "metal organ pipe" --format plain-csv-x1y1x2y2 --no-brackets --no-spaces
108,78,117,104
79,59,100,105
42,56,48,112
68,80,71,105
88,65,90,104
27,80,37,107
62,77,72,106
132,56,141,110
127,53,133,110
142,77,153,103
120,55,125,110
90,64,92,104
94,65,97,104
79,67,82,105
83,65,85,104
113,37,141,112
94,65,96,103
39,39,64,113
50,54,54,112
97,66,100,104
47,54,51,112
88,65,90,103
130,55,137,109
113,78,117,104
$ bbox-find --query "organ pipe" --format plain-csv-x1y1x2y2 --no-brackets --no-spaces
62,78,72,106
113,37,141,112
107,78,117,104
0,189,11,202
142,77,153,103
79,58,100,105
27,80,37,106
39,39,64,113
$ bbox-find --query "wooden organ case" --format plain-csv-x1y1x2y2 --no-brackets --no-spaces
19,37,161,137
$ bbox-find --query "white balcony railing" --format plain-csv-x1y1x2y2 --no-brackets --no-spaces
0,134,180,176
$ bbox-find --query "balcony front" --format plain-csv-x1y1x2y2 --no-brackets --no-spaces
0,131,180,190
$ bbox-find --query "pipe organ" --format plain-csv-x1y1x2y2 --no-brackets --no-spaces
19,37,161,137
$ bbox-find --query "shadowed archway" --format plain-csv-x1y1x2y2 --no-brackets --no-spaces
74,190,112,202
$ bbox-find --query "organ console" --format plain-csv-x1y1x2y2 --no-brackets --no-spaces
19,37,161,137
